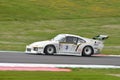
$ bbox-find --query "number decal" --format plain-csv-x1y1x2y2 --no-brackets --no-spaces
65,45,68,50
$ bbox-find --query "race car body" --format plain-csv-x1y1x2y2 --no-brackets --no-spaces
26,34,108,56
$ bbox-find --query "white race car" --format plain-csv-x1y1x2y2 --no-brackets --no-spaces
26,34,108,56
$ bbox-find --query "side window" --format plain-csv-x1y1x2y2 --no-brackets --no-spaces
73,37,78,44
66,36,78,44
59,37,66,42
78,38,86,43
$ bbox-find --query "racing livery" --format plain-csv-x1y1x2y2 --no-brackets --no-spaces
26,34,108,56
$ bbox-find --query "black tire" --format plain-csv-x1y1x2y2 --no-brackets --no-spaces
44,45,56,55
82,46,94,57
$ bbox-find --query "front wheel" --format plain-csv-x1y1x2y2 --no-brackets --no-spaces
82,46,93,57
44,45,56,55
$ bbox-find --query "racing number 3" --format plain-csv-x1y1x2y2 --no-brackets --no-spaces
65,45,68,50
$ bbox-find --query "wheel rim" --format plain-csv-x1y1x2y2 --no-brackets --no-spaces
47,46,54,54
84,47,92,55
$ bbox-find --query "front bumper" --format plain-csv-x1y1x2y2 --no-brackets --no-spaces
25,46,44,54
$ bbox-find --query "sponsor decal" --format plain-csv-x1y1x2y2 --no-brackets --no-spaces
75,44,81,51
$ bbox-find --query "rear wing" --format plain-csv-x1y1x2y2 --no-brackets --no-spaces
93,35,109,41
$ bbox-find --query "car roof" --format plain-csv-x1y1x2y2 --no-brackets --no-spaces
56,34,91,42
58,34,82,38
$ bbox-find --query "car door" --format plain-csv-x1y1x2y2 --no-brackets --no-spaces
59,36,78,53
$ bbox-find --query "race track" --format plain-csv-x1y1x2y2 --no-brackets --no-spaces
0,52,120,66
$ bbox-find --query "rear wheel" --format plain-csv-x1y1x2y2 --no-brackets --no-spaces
82,46,93,56
44,45,56,55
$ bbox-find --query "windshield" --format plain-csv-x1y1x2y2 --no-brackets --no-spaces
52,34,65,41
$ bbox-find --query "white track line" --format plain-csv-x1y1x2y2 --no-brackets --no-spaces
0,63,120,69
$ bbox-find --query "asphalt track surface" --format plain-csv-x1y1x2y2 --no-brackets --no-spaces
0,52,120,66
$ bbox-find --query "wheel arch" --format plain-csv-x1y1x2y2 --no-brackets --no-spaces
44,44,57,53
82,45,94,56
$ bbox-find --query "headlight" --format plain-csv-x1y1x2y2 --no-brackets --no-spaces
33,47,38,51
27,48,31,51
33,47,43,51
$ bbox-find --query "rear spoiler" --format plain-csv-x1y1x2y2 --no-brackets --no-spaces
93,35,109,40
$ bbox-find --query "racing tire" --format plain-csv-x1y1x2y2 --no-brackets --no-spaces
82,46,94,57
44,45,56,55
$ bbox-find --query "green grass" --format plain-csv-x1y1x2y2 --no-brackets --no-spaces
0,0,120,20
0,0,120,54
0,69,120,80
